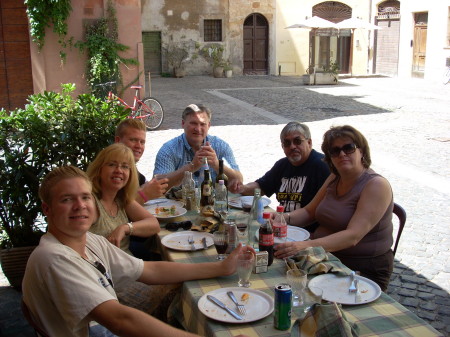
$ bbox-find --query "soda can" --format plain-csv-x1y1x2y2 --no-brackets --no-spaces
274,283,292,330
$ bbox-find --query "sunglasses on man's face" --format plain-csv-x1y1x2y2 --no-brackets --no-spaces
165,221,193,232
282,137,306,148
329,143,358,157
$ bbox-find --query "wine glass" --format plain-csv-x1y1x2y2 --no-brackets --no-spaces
213,231,228,260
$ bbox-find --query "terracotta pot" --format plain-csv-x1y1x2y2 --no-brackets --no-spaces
173,67,186,78
213,66,224,78
0,246,36,289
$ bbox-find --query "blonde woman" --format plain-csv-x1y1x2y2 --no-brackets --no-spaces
87,143,160,255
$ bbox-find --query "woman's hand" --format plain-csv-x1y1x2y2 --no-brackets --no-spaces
107,224,128,247
220,244,256,276
274,241,309,259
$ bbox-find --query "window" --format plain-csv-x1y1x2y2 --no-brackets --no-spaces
204,20,222,42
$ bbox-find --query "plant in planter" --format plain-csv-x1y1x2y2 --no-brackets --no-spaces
320,60,340,84
200,43,225,77
223,60,233,78
0,83,128,288
163,42,190,78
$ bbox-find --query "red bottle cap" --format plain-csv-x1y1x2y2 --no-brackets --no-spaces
263,212,271,219
276,205,284,212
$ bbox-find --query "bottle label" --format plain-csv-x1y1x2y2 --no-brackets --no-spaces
202,184,211,196
259,233,274,246
273,224,287,238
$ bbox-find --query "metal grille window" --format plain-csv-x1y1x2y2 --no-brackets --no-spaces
204,20,222,42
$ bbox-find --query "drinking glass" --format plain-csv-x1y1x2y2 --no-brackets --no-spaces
234,212,249,245
286,269,307,307
213,231,228,260
237,251,254,287
303,286,323,313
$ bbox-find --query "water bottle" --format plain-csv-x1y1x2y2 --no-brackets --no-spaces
214,179,228,217
273,205,287,244
247,188,264,249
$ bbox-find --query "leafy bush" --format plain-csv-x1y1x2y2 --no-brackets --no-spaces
0,83,129,248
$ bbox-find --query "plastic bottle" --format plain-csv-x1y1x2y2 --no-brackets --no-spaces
214,179,228,216
259,212,274,266
247,188,264,249
182,171,196,211
273,205,287,244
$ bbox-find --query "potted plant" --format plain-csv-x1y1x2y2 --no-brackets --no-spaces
201,43,225,78
315,61,340,85
163,42,190,78
0,83,128,288
224,60,233,78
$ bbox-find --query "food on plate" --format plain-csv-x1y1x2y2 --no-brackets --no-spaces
241,293,250,301
154,205,178,217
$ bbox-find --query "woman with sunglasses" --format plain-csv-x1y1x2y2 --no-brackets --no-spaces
87,143,160,255
274,125,394,291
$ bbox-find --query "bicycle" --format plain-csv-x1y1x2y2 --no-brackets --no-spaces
97,81,164,130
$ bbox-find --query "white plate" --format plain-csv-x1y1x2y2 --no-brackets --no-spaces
228,196,271,209
144,198,183,207
308,274,382,305
145,201,187,219
255,225,310,243
198,287,274,323
161,231,214,251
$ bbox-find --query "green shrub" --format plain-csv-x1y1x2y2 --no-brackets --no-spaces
0,83,129,248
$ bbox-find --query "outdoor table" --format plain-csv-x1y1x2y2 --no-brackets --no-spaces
152,208,442,337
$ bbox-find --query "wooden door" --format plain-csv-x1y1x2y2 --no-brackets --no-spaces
374,19,400,76
142,31,162,75
243,13,268,75
0,0,33,111
412,12,427,77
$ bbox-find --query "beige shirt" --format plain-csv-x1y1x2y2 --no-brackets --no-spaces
90,194,131,255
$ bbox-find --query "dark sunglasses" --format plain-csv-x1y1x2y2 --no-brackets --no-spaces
165,221,193,232
282,137,306,148
93,261,114,288
329,143,358,157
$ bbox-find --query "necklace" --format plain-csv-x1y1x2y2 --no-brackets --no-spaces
101,199,118,217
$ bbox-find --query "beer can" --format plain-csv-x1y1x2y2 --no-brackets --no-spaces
274,283,292,330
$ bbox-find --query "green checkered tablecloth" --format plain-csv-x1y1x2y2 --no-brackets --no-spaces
155,210,442,337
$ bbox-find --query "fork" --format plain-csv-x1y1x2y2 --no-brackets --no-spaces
188,236,195,251
227,291,246,316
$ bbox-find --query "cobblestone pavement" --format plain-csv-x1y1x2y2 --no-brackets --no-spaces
1,75,449,336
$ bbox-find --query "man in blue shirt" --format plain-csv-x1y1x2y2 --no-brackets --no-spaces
229,122,330,233
154,104,242,187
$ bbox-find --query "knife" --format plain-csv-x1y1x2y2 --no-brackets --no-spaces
201,237,208,249
207,295,243,320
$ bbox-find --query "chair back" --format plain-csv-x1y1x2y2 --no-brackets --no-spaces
392,203,407,257
21,299,50,337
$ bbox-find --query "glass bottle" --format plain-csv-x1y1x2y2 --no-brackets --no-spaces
259,212,274,266
182,171,196,211
273,205,287,244
215,159,228,187
224,218,237,254
200,169,214,215
247,188,264,249
198,157,209,186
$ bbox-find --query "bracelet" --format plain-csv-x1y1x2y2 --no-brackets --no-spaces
126,222,134,236
137,190,148,202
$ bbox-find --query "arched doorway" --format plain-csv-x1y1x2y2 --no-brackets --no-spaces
312,1,352,74
243,13,269,75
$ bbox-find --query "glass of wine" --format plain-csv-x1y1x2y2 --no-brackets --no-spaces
234,211,249,245
213,231,228,260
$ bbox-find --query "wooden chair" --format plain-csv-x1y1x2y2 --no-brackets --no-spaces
21,299,50,337
392,203,407,257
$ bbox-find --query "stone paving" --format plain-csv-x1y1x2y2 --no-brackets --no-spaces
1,75,449,336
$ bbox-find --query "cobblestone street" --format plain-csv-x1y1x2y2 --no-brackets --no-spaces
1,75,449,336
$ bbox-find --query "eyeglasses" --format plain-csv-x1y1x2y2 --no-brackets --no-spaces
282,137,307,148
329,143,358,157
93,260,114,288
106,162,130,170
165,221,193,232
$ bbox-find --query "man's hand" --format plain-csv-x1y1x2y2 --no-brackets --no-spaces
196,141,219,171
220,244,256,276
142,177,169,200
228,179,244,194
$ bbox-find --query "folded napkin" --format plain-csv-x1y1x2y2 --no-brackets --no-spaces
291,302,359,337
286,246,351,276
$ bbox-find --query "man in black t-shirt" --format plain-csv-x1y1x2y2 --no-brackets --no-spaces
229,122,329,233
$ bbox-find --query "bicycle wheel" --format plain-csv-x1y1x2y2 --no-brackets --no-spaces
136,97,164,130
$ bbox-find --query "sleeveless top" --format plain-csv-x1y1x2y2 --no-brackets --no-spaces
90,194,132,255
314,169,393,258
